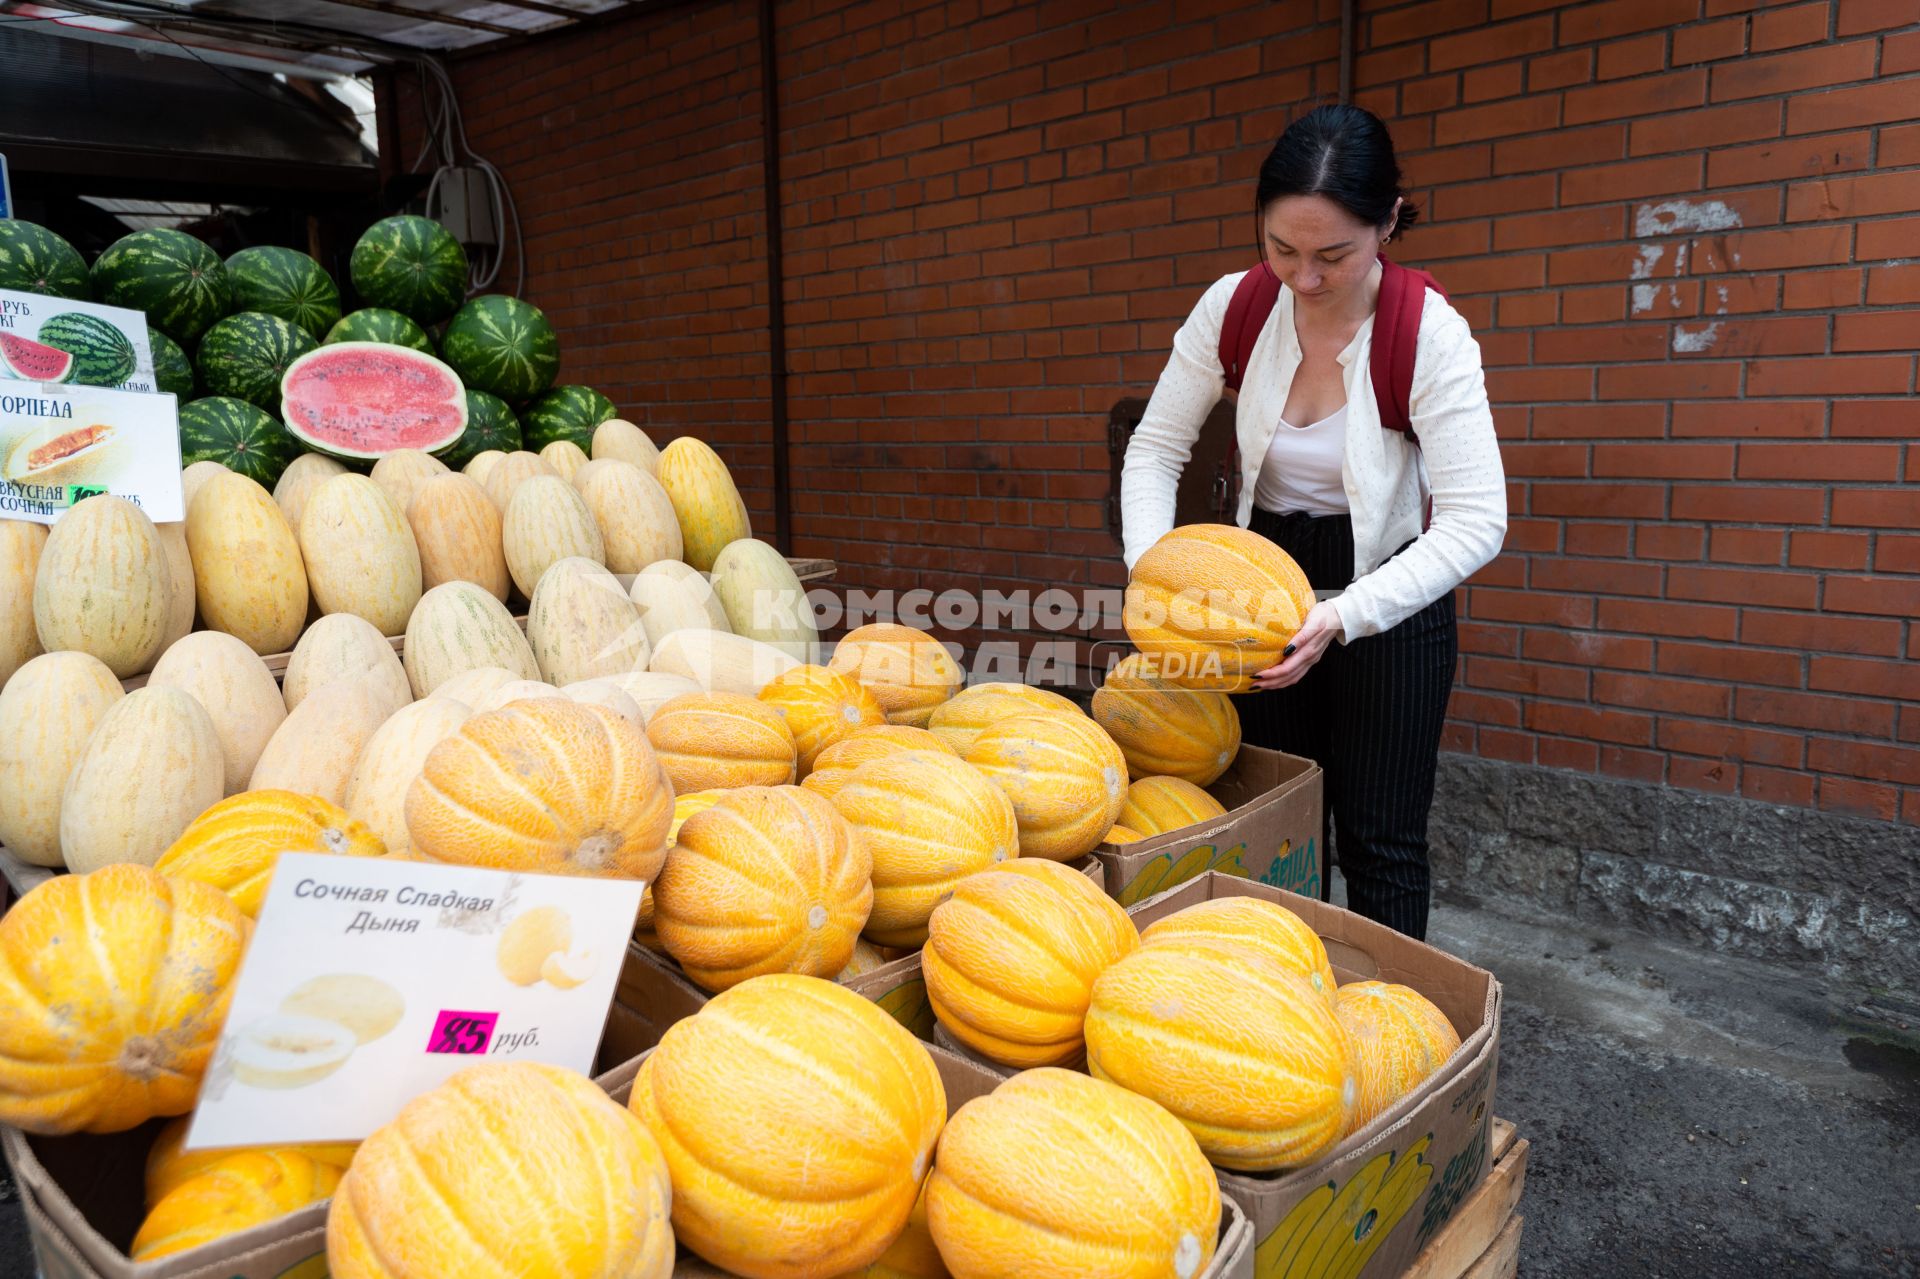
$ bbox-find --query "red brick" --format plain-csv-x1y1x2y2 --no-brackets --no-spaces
1486,367,1596,401
1563,70,1707,125
1403,73,1462,115
1539,736,1604,773
1886,27,1920,72
1597,363,1746,400
1592,444,1735,479
1810,656,1914,700
1600,746,1668,784
1628,100,1780,156
1836,311,1920,354
1658,719,1806,767
1596,672,1731,718
1747,356,1911,397
1529,481,1668,519
1433,94,1561,145
1469,586,1595,627
1533,324,1672,364
1672,15,1750,63
1368,0,1494,46
1708,527,1786,566
1527,703,1655,748
1691,225,1850,273
1669,484,1827,523
1832,399,1920,438
1501,442,1589,477
1742,765,1816,807
1533,557,1666,596
1659,639,1803,686
1783,268,1863,310
1498,290,1560,327
1528,48,1594,90
1751,1,1833,49
1742,609,1904,656
1832,488,1920,528
1466,656,1591,699
1815,776,1901,822
1493,206,1626,251
1707,130,1873,187
1493,124,1627,175
1562,0,1700,41
1464,62,1526,102
1672,400,1826,437
1597,597,1739,641
1450,690,1525,727
1523,629,1656,670
1711,39,1878,101
1637,525,1707,560
1669,564,1818,609
1430,14,1556,69
1808,738,1920,788
1824,574,1920,618
1740,442,1901,482
1875,535,1920,574
1738,688,1896,736
1563,522,1632,557
1562,286,1627,324
1835,0,1920,36
1789,170,1920,222
1882,123,1920,169
1790,531,1871,569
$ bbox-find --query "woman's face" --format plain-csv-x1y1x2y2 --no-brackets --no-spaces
1260,194,1398,309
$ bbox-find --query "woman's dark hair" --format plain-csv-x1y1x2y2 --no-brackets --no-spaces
1255,104,1419,239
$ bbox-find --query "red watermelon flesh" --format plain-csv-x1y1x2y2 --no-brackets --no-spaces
0,332,75,383
280,340,469,460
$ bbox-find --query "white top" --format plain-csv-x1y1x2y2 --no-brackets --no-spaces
1119,269,1508,641
1252,402,1351,517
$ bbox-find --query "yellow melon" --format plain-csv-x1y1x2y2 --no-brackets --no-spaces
575,458,682,573
631,974,944,1277
328,1062,673,1279
33,494,173,678
1140,896,1337,1005
922,859,1137,1068
802,724,956,801
828,750,1019,948
299,474,423,639
1119,775,1229,836
1123,523,1316,691
406,472,510,602
156,789,385,917
1084,941,1357,1170
827,622,965,728
926,682,1082,756
133,1151,340,1262
835,937,894,984
925,1068,1219,1279
592,419,660,472
188,471,309,657
538,439,590,482
145,1114,356,1207
651,786,873,992
645,691,797,791
668,789,725,843
1092,652,1243,786
273,452,348,532
503,474,605,597
655,436,751,572
479,449,557,514
368,449,448,515
964,713,1128,861
0,865,249,1134
405,699,673,880
758,664,887,777
1334,981,1463,1133
1103,825,1146,845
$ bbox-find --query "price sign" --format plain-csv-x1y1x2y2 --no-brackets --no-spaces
184,853,645,1150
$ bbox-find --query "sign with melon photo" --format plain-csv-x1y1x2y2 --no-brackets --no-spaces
0,381,182,523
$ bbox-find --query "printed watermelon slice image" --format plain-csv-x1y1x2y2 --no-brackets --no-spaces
280,340,468,461
0,332,75,384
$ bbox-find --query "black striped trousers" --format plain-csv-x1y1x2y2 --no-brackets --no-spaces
1235,508,1457,941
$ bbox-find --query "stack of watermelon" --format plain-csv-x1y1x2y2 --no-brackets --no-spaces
0,215,624,488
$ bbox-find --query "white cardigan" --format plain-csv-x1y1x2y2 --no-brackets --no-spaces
1119,269,1508,641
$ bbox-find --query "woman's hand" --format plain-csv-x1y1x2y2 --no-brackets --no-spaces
1250,600,1343,690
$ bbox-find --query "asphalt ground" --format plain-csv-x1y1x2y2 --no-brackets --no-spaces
3,870,1916,1277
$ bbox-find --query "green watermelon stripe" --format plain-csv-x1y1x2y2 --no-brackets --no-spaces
0,221,90,300
91,229,230,345
179,396,298,487
37,313,136,387
228,247,342,340
350,216,468,325
440,295,559,403
197,312,318,411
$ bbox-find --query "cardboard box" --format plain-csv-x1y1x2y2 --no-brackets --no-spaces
597,1041,1255,1279
613,940,713,1055
1095,746,1323,908
843,853,1104,1041
1128,873,1503,1279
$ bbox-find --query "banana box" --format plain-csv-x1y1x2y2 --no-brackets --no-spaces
597,1041,1256,1279
843,854,1105,1042
1128,873,1503,1279
1095,746,1324,908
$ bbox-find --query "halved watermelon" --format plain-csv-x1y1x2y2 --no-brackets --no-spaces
280,341,468,461
0,332,74,383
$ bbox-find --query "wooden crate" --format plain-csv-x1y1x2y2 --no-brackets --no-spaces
1402,1117,1529,1279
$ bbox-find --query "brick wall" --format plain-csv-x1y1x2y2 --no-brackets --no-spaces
391,0,1920,824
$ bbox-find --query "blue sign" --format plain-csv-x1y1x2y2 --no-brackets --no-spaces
0,154,11,219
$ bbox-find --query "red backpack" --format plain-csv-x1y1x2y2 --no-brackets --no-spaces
1217,253,1445,429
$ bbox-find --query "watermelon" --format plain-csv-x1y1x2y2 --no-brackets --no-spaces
350,216,468,325
325,307,435,353
0,332,74,383
280,341,469,461
227,246,343,340
439,295,560,403
0,221,90,300
435,390,521,469
198,312,318,412
149,328,195,399
37,313,136,387
90,228,231,345
180,396,299,488
521,385,617,451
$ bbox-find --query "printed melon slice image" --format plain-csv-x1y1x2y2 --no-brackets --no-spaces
0,332,75,383
280,340,468,461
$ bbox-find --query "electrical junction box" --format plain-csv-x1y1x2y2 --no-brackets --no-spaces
429,166,497,248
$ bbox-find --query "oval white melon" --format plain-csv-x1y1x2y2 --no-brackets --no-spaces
181,460,231,510
648,628,800,697
575,460,682,574
272,452,348,531
470,679,562,715
481,450,556,515
187,471,308,657
369,449,450,515
299,474,424,638
526,557,649,687
558,679,643,723
343,696,470,854
282,613,412,717
406,472,509,602
589,671,700,724
248,677,396,806
538,439,589,482
428,664,521,707
639,560,731,630
628,570,723,654
152,522,196,652
502,475,605,598
710,538,819,662
591,419,659,472
34,495,174,678
61,686,224,872
462,449,505,487
0,652,123,867
402,581,539,698
146,630,287,795
0,519,47,688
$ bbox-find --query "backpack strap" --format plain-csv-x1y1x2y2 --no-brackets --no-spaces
1370,254,1447,436
1218,262,1281,393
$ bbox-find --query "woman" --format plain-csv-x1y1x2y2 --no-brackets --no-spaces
1119,104,1507,941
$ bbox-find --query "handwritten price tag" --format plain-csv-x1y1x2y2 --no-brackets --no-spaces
428,1010,498,1055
